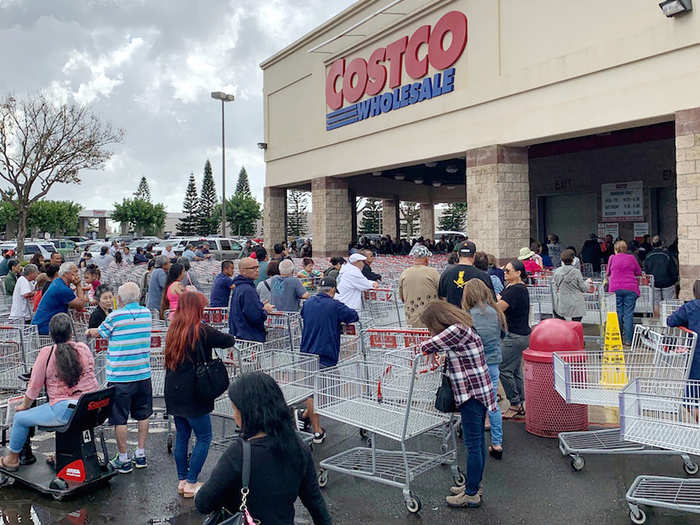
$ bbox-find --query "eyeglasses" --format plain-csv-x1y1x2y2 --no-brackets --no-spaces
504,268,513,274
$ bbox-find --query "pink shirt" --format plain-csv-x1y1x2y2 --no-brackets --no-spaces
607,253,642,296
523,259,543,274
26,342,99,405
167,283,180,319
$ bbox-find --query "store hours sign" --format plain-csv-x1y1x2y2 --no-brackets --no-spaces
602,181,643,222
325,11,468,131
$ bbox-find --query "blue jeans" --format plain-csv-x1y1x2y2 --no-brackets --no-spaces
174,414,213,483
487,364,503,447
615,289,638,344
9,400,74,453
459,398,487,496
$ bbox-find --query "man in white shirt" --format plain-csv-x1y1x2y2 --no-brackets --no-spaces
9,264,39,323
335,253,378,311
162,244,177,261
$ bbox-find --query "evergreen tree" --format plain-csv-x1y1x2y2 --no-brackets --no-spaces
134,176,151,201
177,173,199,236
287,190,308,237
197,160,219,235
438,202,467,232
359,198,382,234
400,202,420,238
226,194,261,236
235,166,251,196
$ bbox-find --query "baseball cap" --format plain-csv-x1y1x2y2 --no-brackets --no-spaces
457,241,476,257
412,245,432,258
348,253,367,263
320,277,337,288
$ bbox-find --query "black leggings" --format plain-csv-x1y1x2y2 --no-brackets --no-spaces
554,312,583,322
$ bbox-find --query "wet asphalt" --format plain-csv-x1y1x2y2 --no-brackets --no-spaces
0,412,698,525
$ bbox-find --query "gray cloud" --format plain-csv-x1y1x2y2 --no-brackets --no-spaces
0,0,354,211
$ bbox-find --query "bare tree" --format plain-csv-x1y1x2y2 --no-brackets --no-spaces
0,94,123,256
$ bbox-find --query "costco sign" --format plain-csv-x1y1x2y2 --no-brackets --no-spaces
325,10,468,131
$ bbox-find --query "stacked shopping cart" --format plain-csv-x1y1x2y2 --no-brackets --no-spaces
621,378,700,523
554,325,698,473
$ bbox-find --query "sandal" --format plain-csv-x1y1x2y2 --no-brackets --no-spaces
0,456,20,472
178,480,187,495
503,406,525,419
489,446,503,460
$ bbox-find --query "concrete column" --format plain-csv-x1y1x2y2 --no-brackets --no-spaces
419,203,435,240
350,189,358,243
312,176,352,257
78,218,87,236
675,108,700,299
263,186,287,250
120,222,129,235
98,217,107,239
382,197,400,240
466,145,529,264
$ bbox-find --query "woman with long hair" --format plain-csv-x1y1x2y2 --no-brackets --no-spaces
419,301,496,509
0,313,98,471
462,278,506,459
160,263,184,320
164,292,236,498
195,372,331,524
497,259,530,419
606,240,642,345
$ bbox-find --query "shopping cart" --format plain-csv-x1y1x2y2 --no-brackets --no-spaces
635,274,655,316
265,311,302,350
0,324,40,370
203,307,229,331
315,350,462,513
362,289,403,327
659,299,683,326
338,322,364,363
527,283,553,316
621,378,700,523
360,328,430,363
554,325,697,473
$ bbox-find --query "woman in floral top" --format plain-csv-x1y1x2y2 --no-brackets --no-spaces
420,301,496,510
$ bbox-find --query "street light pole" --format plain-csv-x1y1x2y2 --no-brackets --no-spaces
211,91,235,237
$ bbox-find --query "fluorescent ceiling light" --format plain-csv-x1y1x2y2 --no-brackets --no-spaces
414,178,424,184
432,181,442,187
446,166,458,174
394,174,405,181
425,162,438,168
372,171,382,177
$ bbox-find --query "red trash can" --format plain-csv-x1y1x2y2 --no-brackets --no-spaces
523,319,588,438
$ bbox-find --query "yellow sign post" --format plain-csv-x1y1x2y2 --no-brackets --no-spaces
600,312,628,387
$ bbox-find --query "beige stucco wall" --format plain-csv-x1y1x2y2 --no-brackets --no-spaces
262,0,700,188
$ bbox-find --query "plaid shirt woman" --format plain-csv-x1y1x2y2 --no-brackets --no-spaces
419,301,496,509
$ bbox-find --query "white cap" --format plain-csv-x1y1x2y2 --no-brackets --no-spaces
348,253,367,263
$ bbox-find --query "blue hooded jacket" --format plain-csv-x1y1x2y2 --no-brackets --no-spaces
228,274,267,342
300,292,359,367
667,300,700,379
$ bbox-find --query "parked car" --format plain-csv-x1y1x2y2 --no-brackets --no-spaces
0,241,55,262
434,231,467,244
128,238,163,252
52,239,78,257
154,237,244,260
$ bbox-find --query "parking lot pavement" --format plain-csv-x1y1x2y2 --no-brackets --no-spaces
0,418,698,524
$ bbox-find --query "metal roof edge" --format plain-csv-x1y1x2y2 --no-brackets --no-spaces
259,0,378,70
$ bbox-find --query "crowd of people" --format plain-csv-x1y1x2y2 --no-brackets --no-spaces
0,228,696,523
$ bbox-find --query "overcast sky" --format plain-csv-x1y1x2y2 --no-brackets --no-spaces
0,0,354,212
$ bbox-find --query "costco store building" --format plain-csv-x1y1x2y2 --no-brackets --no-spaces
261,0,700,297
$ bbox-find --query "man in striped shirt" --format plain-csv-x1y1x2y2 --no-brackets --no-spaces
87,282,152,474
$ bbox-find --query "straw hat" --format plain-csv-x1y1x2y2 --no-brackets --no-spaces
518,247,535,260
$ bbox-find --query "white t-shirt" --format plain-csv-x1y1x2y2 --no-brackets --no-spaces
336,263,374,311
10,275,34,321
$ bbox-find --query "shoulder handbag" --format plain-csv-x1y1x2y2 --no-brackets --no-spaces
202,439,255,525
194,330,230,403
434,357,457,413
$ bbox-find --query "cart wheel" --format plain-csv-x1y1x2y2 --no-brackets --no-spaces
167,435,173,454
318,469,328,488
453,469,466,487
683,461,699,476
405,494,422,514
570,456,585,472
359,428,368,439
629,508,646,524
